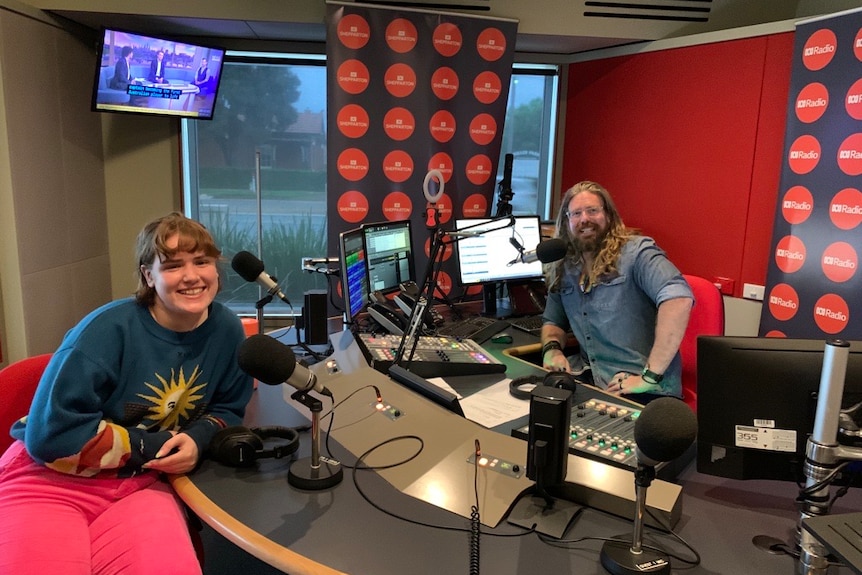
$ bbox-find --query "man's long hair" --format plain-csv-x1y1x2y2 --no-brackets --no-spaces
546,181,638,292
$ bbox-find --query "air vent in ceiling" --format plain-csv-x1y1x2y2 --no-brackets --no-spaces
583,0,712,23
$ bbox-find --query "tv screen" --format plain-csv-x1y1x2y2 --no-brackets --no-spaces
92,28,225,120
339,227,370,323
455,215,543,284
362,220,416,295
696,336,862,482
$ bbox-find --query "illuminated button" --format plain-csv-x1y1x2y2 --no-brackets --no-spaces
478,457,489,466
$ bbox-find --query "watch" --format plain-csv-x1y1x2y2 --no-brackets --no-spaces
641,365,664,385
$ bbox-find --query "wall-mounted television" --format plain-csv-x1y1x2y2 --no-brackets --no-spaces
92,28,225,120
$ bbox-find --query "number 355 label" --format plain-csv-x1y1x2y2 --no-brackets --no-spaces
735,425,797,452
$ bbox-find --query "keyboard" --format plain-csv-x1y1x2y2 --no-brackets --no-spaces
508,314,544,336
435,316,510,344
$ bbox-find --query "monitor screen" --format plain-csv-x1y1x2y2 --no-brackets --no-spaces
362,220,415,295
455,216,543,284
339,227,369,323
696,336,862,482
92,28,225,120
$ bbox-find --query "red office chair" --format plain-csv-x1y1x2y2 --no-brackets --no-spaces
0,354,52,454
679,275,725,413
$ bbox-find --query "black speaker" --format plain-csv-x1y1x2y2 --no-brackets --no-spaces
303,290,329,345
526,386,572,485
209,425,300,467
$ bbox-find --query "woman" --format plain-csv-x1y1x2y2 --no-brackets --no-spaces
0,212,253,574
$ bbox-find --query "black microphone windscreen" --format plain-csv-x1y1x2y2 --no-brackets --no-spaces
237,334,297,385
231,251,265,283
536,238,568,263
634,397,697,463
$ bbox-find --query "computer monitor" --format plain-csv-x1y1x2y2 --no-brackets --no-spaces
362,220,416,295
696,336,862,482
339,227,369,323
455,216,544,285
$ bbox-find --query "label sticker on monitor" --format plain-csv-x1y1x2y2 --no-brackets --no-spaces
735,425,797,452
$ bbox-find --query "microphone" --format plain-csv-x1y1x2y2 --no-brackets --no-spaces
231,251,292,306
510,238,567,265
600,397,697,575
238,334,332,397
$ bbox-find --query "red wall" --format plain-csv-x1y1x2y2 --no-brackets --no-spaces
562,33,795,297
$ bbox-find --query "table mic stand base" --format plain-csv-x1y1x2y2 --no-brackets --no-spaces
507,494,583,539
600,537,671,575
288,458,343,491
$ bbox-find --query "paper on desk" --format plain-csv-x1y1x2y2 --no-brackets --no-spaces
428,377,530,428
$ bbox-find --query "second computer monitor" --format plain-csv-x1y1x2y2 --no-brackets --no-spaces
363,219,416,294
455,215,544,285
339,227,370,323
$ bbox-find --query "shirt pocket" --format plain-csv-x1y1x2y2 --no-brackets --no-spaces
591,273,628,311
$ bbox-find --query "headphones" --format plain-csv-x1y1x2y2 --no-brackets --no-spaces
509,371,579,400
209,425,300,467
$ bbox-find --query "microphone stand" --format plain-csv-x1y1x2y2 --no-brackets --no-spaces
600,463,671,575
287,389,343,490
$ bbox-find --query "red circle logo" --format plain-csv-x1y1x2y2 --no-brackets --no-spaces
837,133,862,176
775,235,806,274
821,241,858,283
473,71,503,105
802,28,837,71
433,23,462,57
765,330,787,338
431,67,459,101
384,63,416,98
336,60,370,95
428,153,454,182
336,14,371,50
337,190,369,223
782,185,814,224
424,236,452,262
788,134,821,175
433,270,453,297
465,154,493,186
336,104,369,139
476,28,507,62
767,283,800,322
829,187,862,230
383,107,415,141
429,110,456,144
336,148,369,182
795,82,829,123
385,18,418,53
469,113,497,146
431,194,453,224
382,150,414,183
813,293,850,334
854,27,862,62
846,78,862,120
382,191,413,221
462,194,488,217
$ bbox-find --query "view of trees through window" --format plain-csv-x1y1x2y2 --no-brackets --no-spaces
183,54,558,316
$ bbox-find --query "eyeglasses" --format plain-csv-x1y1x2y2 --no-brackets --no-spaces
566,206,604,220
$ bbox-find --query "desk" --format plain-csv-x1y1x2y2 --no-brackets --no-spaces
171,331,862,575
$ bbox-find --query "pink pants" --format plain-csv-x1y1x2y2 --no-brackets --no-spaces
0,441,202,575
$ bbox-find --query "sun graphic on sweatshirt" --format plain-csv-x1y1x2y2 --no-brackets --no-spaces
138,366,207,430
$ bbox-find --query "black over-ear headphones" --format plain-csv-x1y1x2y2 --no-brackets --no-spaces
209,425,300,467
509,371,579,400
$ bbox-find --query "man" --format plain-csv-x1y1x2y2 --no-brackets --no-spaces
148,50,166,83
109,46,134,91
541,181,693,403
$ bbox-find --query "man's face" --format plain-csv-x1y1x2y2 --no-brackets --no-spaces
566,191,608,253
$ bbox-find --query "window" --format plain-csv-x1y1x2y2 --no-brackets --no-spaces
182,54,558,315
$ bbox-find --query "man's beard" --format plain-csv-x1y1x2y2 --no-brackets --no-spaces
573,224,606,254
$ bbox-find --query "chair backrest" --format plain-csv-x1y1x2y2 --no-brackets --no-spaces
680,275,725,412
0,354,52,453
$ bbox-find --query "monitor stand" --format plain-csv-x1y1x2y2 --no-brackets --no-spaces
482,282,511,318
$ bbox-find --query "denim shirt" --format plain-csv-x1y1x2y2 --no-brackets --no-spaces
542,236,693,397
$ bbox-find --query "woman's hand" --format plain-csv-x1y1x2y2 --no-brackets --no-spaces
143,432,199,474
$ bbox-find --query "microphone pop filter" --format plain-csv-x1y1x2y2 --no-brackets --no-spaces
238,334,297,385
231,251,265,283
634,397,697,464
536,238,567,263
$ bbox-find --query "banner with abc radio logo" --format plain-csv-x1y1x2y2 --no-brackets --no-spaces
760,8,862,338
325,2,517,310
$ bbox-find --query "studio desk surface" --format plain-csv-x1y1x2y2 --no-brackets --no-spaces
171,329,862,575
